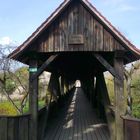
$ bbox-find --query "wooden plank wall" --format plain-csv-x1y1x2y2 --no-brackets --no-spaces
0,115,30,140
36,2,124,53
0,107,48,140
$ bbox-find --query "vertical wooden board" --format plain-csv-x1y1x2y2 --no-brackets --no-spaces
77,3,83,34
67,5,74,51
57,20,61,52
67,5,73,35
103,29,110,51
19,116,29,140
44,34,49,52
42,33,47,52
19,117,24,140
93,19,98,51
78,4,84,51
41,37,45,52
86,9,91,51
83,7,89,51
94,19,103,51
38,36,44,52
52,26,55,52
53,24,57,52
89,13,94,51
114,53,125,140
20,117,29,140
104,29,115,51
63,10,68,51
37,38,41,52
72,3,79,51
54,21,60,52
115,40,119,50
110,34,115,51
48,27,54,52
8,118,15,140
48,31,51,52
89,15,94,51
73,3,78,35
115,40,125,51
14,118,19,140
59,15,65,51
61,10,68,51
0,117,8,140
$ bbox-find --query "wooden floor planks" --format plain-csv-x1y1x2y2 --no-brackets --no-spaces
44,88,110,140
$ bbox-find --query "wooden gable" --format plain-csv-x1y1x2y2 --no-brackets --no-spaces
35,1,124,52
8,0,140,63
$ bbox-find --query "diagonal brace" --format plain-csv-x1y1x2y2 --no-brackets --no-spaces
31,54,58,81
93,53,123,81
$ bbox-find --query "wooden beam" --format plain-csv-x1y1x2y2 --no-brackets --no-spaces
93,54,123,81
97,73,115,140
31,54,58,81
29,60,38,140
60,75,64,95
114,53,125,140
96,75,106,119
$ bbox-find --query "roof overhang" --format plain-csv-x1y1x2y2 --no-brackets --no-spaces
8,0,140,63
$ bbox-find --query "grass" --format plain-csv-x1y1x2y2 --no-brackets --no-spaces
0,101,18,116
22,100,46,114
0,99,46,116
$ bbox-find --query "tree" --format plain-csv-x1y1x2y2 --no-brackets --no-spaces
124,61,140,116
0,45,29,114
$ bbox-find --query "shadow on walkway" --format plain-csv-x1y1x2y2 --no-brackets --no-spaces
44,88,110,140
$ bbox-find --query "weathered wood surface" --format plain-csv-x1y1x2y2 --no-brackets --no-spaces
0,106,49,140
114,52,125,140
0,115,30,140
29,60,38,140
96,74,115,140
31,54,58,81
94,54,122,81
122,116,140,140
44,88,110,140
36,1,124,53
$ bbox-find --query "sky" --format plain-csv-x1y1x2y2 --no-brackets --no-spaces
0,0,140,49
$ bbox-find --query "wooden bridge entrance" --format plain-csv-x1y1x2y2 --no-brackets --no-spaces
45,88,110,140
7,0,140,140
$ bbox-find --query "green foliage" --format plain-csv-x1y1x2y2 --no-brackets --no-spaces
105,67,140,119
105,74,114,104
132,104,140,119
5,79,16,94
0,102,18,116
15,66,29,87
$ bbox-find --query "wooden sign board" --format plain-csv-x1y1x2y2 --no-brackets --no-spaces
68,35,84,45
29,68,37,73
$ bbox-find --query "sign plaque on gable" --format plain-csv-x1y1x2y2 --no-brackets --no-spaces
68,35,84,45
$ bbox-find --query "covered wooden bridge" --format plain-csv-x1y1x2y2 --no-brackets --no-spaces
6,0,140,140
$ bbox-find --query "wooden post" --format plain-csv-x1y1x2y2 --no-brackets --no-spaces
98,73,115,140
96,74,106,119
90,77,95,106
29,60,38,140
93,77,98,108
60,75,64,96
114,51,125,140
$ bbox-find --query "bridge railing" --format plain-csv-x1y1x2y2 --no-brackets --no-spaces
0,104,50,140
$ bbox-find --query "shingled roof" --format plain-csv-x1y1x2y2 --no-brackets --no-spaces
8,0,140,60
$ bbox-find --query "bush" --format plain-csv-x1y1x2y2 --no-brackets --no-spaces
0,102,18,116
5,79,16,94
